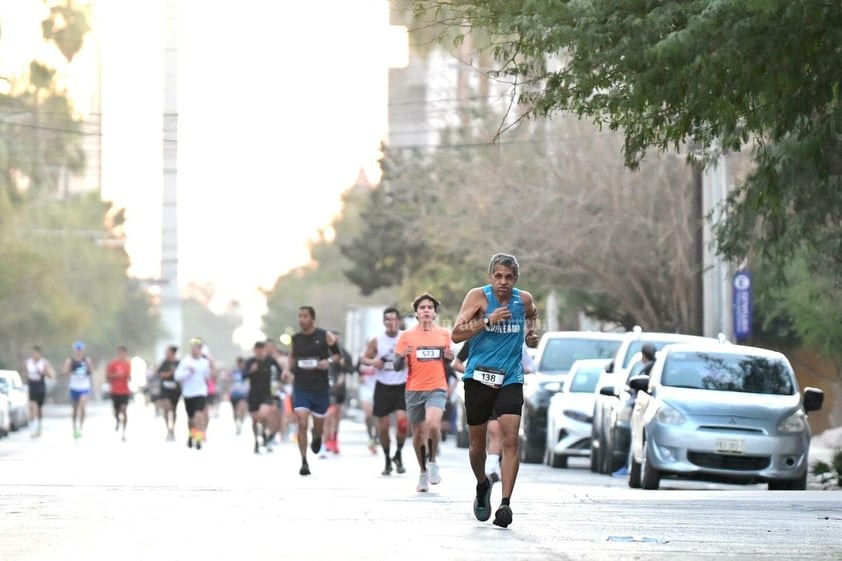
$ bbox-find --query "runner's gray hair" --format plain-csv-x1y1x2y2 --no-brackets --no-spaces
488,253,519,278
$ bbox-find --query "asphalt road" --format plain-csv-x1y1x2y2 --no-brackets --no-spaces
1,400,840,561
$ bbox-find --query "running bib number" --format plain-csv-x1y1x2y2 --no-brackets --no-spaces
297,358,319,369
415,347,442,361
70,367,91,390
475,366,505,389
384,361,394,371
162,380,178,390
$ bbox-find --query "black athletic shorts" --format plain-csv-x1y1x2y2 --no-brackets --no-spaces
184,396,207,419
161,388,181,407
372,381,406,418
111,394,130,410
464,379,524,426
248,392,273,413
28,383,46,407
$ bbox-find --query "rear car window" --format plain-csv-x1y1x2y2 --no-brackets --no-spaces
539,338,621,373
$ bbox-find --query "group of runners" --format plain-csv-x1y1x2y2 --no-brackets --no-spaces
21,253,538,529
357,252,539,528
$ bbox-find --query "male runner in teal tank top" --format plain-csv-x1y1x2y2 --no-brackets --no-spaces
452,253,539,529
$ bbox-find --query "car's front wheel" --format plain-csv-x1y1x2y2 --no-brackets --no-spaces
519,412,544,464
768,472,807,491
544,446,568,468
641,439,661,490
589,432,600,473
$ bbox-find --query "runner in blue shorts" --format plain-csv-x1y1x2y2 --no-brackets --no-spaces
62,341,94,439
282,306,342,476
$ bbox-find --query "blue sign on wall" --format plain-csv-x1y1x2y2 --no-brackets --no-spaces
733,271,752,340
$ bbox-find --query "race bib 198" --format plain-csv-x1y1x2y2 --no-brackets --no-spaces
415,347,442,361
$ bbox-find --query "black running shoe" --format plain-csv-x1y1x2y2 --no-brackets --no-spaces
473,478,492,522
382,462,393,476
196,439,202,451
299,462,311,476
493,505,513,528
254,441,260,454
393,455,406,474
310,435,322,454
187,436,193,449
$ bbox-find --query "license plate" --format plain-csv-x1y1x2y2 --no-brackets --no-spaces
715,438,745,455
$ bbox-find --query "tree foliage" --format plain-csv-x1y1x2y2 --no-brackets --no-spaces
340,115,704,331
410,0,842,271
262,183,400,340
0,193,158,364
0,2,157,367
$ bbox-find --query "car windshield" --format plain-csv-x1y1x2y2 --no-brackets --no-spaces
568,366,603,393
661,351,796,395
622,339,696,368
539,338,621,373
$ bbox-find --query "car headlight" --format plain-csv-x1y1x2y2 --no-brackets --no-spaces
656,404,686,425
563,409,592,423
778,410,807,433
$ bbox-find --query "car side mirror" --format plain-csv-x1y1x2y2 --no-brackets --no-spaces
803,387,824,413
544,382,562,393
599,386,616,397
628,375,650,393
604,360,615,374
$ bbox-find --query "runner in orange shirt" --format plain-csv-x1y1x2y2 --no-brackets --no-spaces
394,293,455,492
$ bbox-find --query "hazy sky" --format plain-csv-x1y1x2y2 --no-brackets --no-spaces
2,1,401,343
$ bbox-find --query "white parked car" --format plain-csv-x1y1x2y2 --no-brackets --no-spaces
0,390,10,437
0,370,29,431
545,359,610,468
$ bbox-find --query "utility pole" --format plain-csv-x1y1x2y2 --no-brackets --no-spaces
701,151,732,340
157,0,182,359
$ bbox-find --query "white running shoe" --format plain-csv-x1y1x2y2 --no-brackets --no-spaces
428,462,441,485
416,472,429,492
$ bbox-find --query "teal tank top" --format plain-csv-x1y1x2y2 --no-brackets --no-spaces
464,285,525,386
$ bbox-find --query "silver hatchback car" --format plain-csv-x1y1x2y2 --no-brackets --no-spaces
628,342,823,490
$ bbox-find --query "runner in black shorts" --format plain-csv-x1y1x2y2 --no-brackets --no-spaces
243,341,283,454
174,338,213,450
452,253,539,528
25,346,53,438
156,346,181,441
361,307,409,476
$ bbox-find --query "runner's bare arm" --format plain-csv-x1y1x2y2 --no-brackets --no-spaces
360,337,382,368
522,291,539,348
451,287,487,344
282,347,295,383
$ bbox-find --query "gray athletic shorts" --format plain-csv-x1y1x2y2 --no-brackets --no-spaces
405,389,448,425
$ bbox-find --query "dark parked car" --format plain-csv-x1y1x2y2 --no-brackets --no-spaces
519,331,624,463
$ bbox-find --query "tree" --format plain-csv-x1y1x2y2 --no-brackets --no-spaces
339,114,705,331
262,182,400,340
0,2,157,367
409,1,842,282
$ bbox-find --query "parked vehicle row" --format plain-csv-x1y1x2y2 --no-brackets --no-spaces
519,331,625,463
590,329,718,475
0,370,29,436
